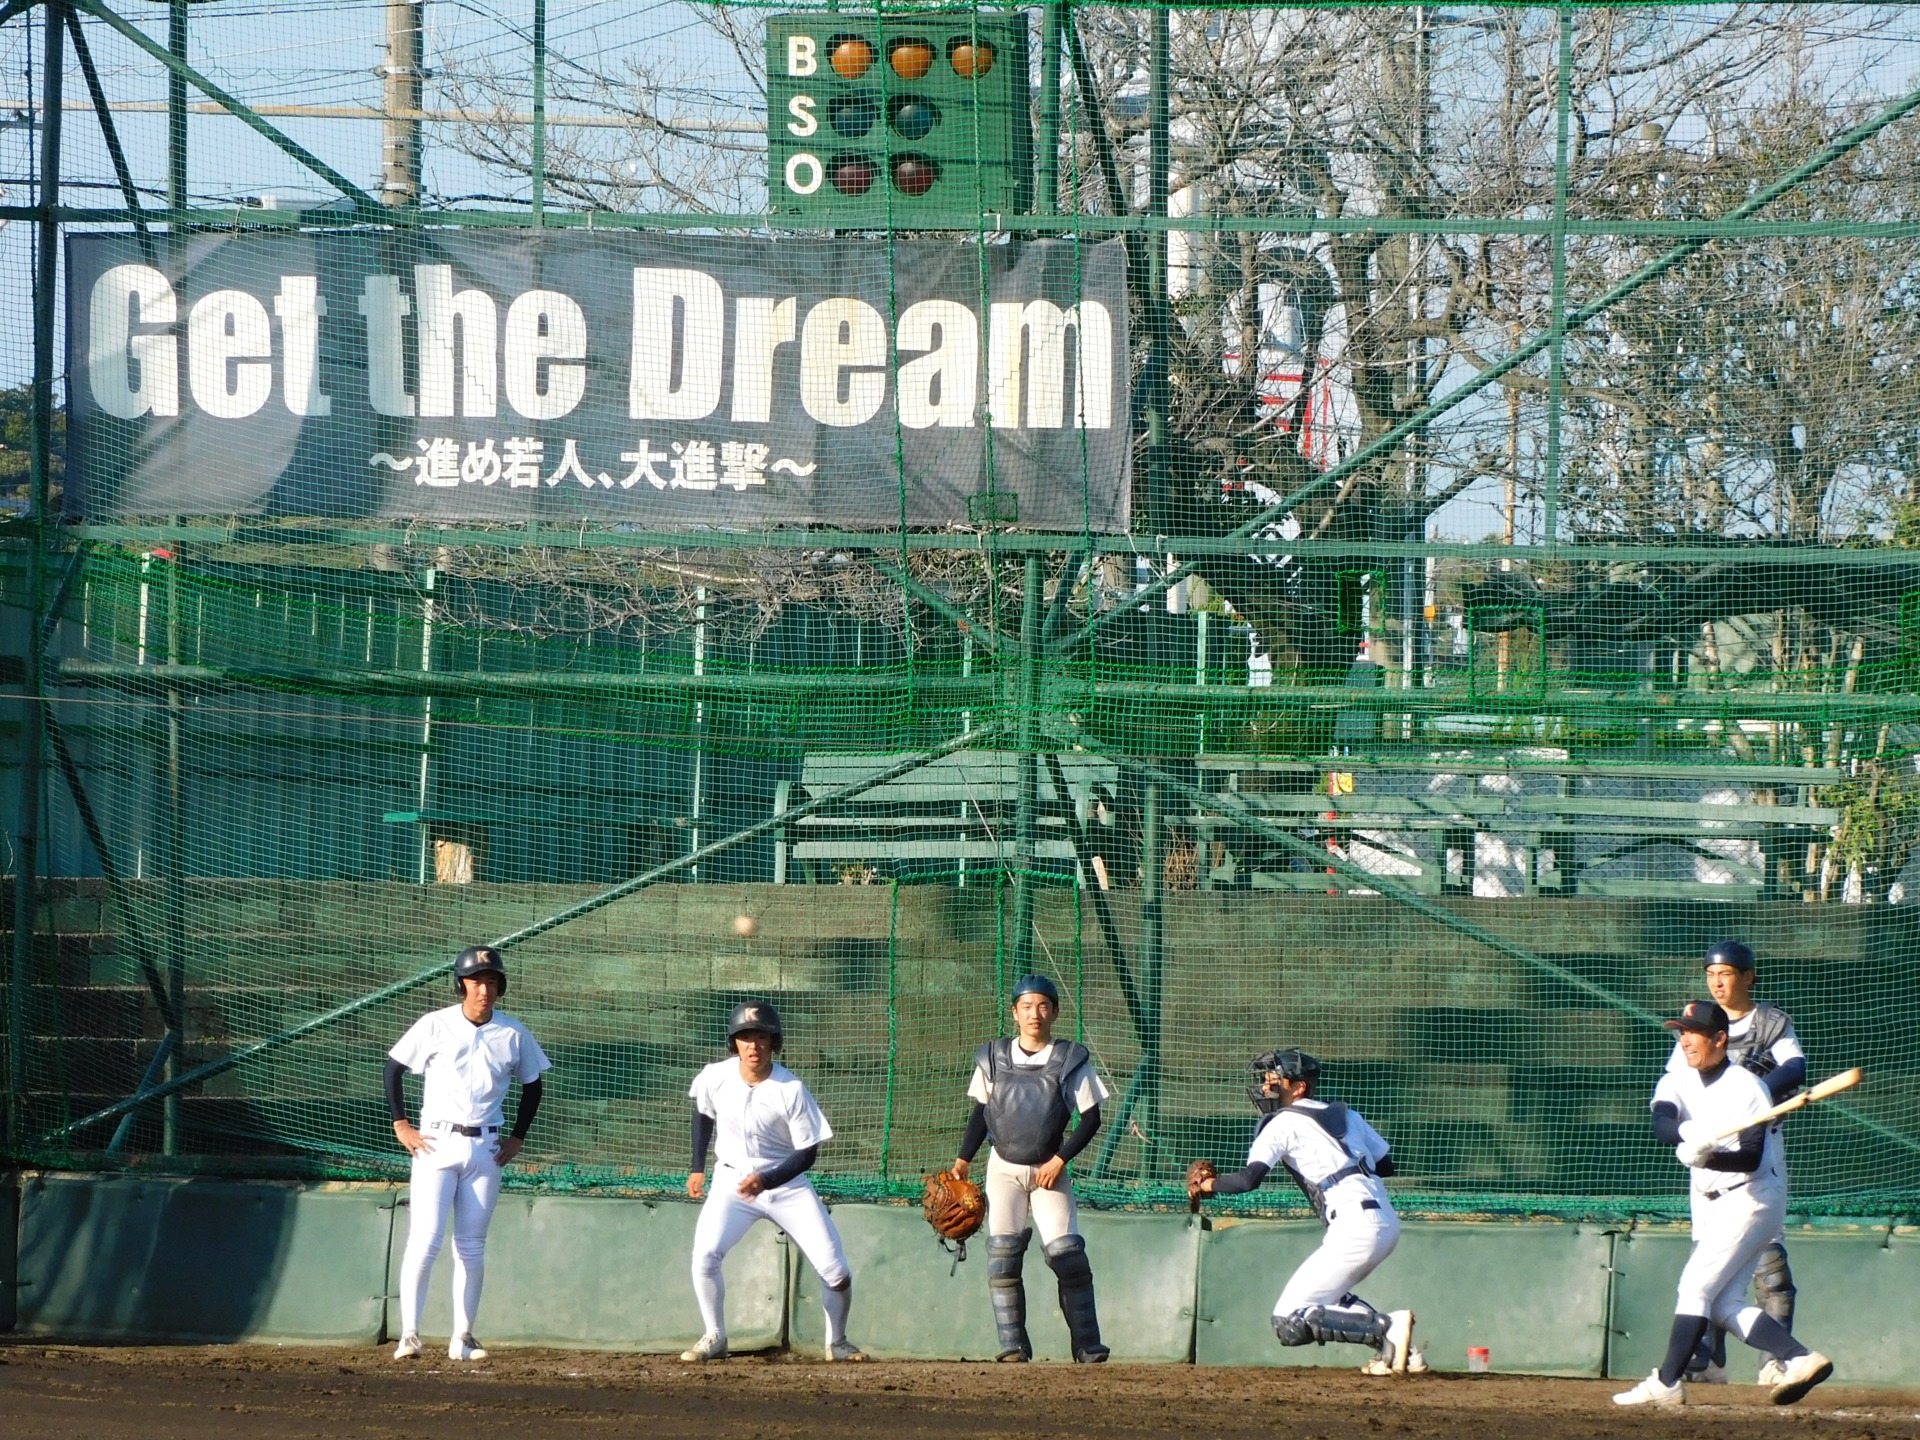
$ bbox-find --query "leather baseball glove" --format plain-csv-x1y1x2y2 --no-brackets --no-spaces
1185,1159,1218,1212
922,1168,987,1245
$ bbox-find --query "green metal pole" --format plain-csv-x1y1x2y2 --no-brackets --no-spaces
1146,3,1171,532
1541,4,1574,552
167,0,186,213
1138,776,1164,1163
163,552,185,1153
1038,0,1064,217
1010,556,1042,973
11,0,64,1145
531,0,546,222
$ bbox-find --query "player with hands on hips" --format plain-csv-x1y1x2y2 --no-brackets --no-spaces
386,945,551,1362
1188,1049,1423,1376
1613,1000,1833,1409
951,974,1110,1363
1669,940,1806,1387
683,1002,867,1363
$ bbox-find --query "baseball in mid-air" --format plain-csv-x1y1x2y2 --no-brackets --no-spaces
733,914,758,938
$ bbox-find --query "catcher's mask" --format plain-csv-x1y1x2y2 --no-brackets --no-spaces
1248,1048,1320,1114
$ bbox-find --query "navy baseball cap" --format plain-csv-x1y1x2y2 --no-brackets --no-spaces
1664,1000,1730,1036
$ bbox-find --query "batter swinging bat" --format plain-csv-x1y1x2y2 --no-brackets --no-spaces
1712,1067,1862,1141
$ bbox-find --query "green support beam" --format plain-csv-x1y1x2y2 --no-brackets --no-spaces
67,0,382,215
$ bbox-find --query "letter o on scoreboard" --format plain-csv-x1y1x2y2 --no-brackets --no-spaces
785,152,824,196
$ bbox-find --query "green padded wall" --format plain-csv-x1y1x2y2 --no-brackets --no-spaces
788,1204,1201,1362
15,1174,391,1342
0,1172,17,1331
397,1192,787,1353
1194,1217,1614,1376
1606,1222,1920,1384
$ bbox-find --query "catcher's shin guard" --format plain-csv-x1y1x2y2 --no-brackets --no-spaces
1044,1235,1109,1363
1274,1303,1393,1348
987,1233,1032,1361
1754,1240,1796,1328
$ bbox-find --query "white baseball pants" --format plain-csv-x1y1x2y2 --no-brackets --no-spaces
1678,1186,1788,1331
1274,1203,1401,1319
984,1151,1081,1242
692,1166,851,1342
398,1129,503,1339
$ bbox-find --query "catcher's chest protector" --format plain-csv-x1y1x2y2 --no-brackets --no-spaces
982,1038,1088,1164
1728,1003,1792,1078
1264,1101,1370,1222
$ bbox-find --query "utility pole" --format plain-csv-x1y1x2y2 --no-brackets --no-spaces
382,0,423,206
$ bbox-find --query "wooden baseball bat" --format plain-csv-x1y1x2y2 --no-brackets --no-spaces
1711,1067,1862,1141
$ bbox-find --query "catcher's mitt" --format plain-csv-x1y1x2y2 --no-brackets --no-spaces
922,1169,987,1257
1185,1159,1218,1213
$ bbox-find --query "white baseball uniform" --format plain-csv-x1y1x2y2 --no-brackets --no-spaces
389,1004,551,1340
688,1059,852,1342
969,1041,1109,1242
1650,1060,1787,1333
1249,1100,1399,1319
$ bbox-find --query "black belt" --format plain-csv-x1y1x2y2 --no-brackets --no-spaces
428,1122,497,1137
1328,1199,1381,1221
1701,1182,1749,1201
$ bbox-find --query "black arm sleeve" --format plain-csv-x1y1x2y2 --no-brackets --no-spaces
691,1111,715,1173
1210,1161,1272,1196
1374,1155,1396,1178
754,1144,819,1190
1764,1057,1807,1102
1651,1101,1683,1145
1055,1105,1101,1164
384,1058,409,1123
1701,1124,1765,1173
509,1077,543,1140
958,1103,989,1163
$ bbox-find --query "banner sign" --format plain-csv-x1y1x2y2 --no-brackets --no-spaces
66,232,1130,530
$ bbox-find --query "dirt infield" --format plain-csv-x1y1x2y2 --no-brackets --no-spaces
3,1341,1918,1440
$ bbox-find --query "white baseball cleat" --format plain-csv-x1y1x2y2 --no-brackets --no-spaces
1361,1310,1416,1375
448,1334,489,1361
1405,1344,1430,1375
1685,1360,1729,1385
1756,1358,1787,1387
391,1334,422,1361
679,1332,728,1363
1613,1370,1685,1407
1769,1351,1833,1406
825,1339,870,1363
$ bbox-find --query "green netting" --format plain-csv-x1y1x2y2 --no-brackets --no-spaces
3,2,1920,1222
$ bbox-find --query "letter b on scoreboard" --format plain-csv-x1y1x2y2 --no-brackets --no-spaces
767,12,1032,225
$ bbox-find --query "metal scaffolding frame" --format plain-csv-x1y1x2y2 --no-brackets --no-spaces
6,0,1920,1169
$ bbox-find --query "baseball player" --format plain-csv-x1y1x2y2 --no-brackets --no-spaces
1668,940,1806,1386
385,945,551,1362
1190,1049,1421,1375
1613,999,1832,1408
683,1001,867,1363
950,974,1110,1363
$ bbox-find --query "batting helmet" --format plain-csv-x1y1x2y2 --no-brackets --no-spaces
1011,974,1060,1006
727,1001,783,1049
453,945,507,997
1248,1048,1319,1115
1704,939,1756,971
